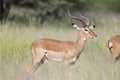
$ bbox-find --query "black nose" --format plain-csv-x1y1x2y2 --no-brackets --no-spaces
93,25,96,28
95,35,97,37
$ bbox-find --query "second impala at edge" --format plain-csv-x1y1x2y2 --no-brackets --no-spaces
26,8,97,76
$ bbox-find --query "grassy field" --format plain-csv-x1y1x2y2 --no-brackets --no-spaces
0,11,120,80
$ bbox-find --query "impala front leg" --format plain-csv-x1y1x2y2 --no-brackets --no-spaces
63,61,69,79
69,57,77,65
63,61,73,80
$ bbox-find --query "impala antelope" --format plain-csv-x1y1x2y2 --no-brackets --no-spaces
26,8,97,76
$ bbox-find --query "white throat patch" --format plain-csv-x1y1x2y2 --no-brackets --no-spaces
83,37,86,40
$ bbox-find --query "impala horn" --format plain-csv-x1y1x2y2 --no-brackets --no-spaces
67,7,90,26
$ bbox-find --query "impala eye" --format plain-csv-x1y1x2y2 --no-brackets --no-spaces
85,29,88,31
93,25,95,28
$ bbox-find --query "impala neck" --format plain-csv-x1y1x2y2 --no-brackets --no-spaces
76,32,86,51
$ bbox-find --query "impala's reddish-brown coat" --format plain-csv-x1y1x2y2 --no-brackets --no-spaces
108,35,120,62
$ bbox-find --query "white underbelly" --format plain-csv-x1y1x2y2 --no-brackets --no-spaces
45,54,62,62
42,49,64,62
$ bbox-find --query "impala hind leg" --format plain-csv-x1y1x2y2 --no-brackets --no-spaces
26,56,43,73
34,56,47,77
26,50,45,73
23,54,45,80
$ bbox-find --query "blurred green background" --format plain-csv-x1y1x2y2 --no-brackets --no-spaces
0,0,120,80
1,0,120,24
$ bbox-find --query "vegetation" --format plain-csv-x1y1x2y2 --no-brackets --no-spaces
0,0,120,80
1,0,120,23
0,8,120,80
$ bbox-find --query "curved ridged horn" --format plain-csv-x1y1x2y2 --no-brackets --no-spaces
67,7,90,26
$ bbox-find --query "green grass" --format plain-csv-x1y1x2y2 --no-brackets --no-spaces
0,12,120,80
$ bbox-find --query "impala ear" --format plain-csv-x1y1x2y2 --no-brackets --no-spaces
89,25,95,30
72,23,81,30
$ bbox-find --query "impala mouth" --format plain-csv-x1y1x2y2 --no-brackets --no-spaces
91,36,97,39
92,34,97,39
95,35,97,37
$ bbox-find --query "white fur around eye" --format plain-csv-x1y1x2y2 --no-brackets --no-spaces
84,28,89,33
84,30,88,33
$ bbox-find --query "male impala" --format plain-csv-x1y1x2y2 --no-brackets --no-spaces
108,35,120,62
26,9,97,75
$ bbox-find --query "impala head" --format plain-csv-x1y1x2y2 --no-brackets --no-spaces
67,7,97,39
72,23,97,39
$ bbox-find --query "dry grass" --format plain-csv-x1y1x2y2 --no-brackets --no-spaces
0,11,120,80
